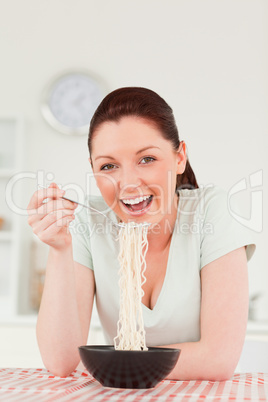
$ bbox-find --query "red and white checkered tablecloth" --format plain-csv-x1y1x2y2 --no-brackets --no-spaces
0,368,267,401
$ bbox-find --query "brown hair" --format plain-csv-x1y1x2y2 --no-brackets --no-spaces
88,87,198,191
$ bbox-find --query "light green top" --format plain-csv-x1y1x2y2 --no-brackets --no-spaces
71,185,256,345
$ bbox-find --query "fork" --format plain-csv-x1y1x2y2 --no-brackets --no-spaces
38,185,150,229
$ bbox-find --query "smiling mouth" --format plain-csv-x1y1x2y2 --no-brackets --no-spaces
120,195,153,213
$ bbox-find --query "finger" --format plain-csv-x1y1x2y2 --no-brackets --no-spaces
28,197,77,221
27,184,65,211
48,182,58,188
38,216,75,244
38,199,78,216
28,204,77,226
31,210,75,235
27,197,77,225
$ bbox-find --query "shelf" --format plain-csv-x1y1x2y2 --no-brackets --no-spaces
0,313,103,329
0,231,14,241
0,168,15,178
0,314,38,326
247,320,268,336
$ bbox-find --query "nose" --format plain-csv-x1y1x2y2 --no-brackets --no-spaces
118,166,142,194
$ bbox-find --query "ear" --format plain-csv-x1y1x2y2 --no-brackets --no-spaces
176,141,187,175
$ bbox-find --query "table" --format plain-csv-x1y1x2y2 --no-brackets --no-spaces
0,368,267,401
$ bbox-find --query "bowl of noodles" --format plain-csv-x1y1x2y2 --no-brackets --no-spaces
79,223,180,388
79,345,180,388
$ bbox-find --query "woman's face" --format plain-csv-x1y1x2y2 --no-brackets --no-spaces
90,116,186,225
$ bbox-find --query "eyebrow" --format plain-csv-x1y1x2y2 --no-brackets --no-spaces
94,146,161,161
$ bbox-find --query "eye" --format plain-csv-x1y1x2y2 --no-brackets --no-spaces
100,163,116,171
140,156,155,164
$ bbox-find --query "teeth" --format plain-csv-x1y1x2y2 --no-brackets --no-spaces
122,195,151,205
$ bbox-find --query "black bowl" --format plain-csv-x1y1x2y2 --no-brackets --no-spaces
78,345,180,389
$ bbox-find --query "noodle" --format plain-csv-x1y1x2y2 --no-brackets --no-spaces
114,222,149,351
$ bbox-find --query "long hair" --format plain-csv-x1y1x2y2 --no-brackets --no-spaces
88,87,198,191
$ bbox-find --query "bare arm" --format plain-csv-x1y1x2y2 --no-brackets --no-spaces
27,183,95,377
36,252,95,377
163,246,249,381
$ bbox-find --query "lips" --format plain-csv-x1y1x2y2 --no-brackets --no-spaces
120,195,153,216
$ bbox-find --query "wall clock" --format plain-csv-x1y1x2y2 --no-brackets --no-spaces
41,71,105,135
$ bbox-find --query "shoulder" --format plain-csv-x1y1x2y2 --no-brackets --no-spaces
85,194,110,213
177,185,227,216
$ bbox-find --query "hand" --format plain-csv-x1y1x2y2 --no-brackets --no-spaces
27,182,78,250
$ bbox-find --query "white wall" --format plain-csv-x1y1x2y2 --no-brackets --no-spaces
1,0,267,318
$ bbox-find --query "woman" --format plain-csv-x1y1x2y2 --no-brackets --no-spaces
27,87,255,380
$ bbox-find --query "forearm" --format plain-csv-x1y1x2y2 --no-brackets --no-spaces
163,340,234,381
36,246,83,376
165,250,249,382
